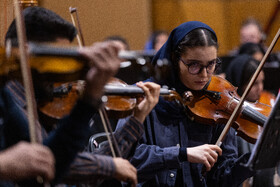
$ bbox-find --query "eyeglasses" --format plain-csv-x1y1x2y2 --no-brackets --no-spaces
180,58,221,75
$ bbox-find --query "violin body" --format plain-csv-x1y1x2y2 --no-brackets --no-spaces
185,75,272,144
38,76,173,121
38,81,82,120
103,78,137,118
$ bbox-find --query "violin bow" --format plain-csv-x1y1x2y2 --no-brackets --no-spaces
216,28,280,147
69,7,121,157
13,0,41,144
13,0,48,185
69,7,85,47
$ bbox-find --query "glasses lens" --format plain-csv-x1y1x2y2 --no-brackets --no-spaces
188,63,201,74
206,61,216,73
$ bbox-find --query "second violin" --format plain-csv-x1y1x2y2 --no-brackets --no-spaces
38,77,178,121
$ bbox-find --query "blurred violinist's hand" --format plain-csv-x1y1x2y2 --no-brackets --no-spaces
0,141,55,181
187,144,222,171
78,41,122,103
133,82,161,123
113,157,137,187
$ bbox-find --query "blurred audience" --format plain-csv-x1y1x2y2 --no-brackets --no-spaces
229,18,265,57
240,18,264,45
144,30,169,52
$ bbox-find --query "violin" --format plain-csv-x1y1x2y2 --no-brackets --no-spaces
1,42,169,83
182,75,272,144
1,43,87,83
38,77,176,121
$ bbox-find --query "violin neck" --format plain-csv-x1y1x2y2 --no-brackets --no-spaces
242,105,267,126
118,50,156,60
52,81,171,97
29,43,81,58
28,43,157,61
104,85,170,96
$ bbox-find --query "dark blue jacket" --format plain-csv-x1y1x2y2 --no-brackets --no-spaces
117,96,254,187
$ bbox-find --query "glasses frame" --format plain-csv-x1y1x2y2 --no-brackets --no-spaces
180,58,221,75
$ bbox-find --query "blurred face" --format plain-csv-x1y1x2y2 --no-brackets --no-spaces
252,51,263,62
154,33,168,51
243,71,264,102
179,46,217,90
240,24,262,44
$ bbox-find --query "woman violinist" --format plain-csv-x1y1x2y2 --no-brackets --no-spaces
117,21,255,186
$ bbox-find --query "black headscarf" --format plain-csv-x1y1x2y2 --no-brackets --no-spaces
151,21,217,94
